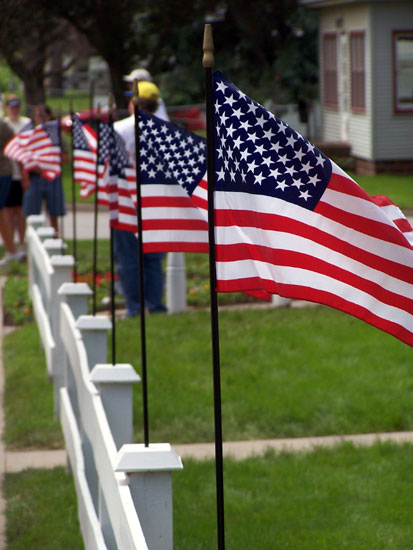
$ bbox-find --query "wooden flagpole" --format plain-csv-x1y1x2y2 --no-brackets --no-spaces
132,80,150,447
69,100,78,281
203,23,226,550
108,93,117,366
92,105,101,316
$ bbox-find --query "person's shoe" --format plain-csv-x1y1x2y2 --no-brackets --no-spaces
0,252,21,268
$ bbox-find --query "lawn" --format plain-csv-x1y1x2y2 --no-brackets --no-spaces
5,442,413,549
4,303,413,449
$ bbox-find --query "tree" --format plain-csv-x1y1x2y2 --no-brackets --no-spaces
0,0,89,110
36,0,142,108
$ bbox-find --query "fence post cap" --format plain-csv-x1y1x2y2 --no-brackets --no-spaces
36,227,56,239
115,443,183,473
76,314,112,330
90,363,141,384
58,282,93,296
50,255,75,267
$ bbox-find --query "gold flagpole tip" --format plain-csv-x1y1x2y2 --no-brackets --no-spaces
202,23,214,68
132,79,139,107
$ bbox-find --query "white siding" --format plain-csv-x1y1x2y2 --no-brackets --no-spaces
371,2,413,160
319,4,373,158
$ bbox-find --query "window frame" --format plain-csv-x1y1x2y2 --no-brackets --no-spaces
350,31,366,113
322,32,338,109
393,30,413,114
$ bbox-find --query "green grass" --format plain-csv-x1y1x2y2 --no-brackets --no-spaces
350,173,413,210
116,306,413,444
174,442,413,549
4,468,83,550
3,323,63,449
4,304,413,449
6,444,413,549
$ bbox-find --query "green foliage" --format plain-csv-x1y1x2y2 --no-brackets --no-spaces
5,468,83,549
174,443,413,549
3,276,33,326
3,323,63,449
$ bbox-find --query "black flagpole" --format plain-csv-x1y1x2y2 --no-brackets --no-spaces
92,105,101,316
70,101,78,281
203,24,225,550
108,94,116,366
132,80,150,448
56,107,64,252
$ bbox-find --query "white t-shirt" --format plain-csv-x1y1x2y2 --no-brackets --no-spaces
5,116,31,180
114,99,169,165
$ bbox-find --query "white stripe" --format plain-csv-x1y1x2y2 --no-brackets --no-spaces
143,229,209,244
217,225,413,300
142,206,207,221
217,260,413,331
214,190,413,267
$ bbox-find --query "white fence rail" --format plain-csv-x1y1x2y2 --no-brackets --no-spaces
26,215,183,550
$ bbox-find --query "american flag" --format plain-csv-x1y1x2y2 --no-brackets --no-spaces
72,114,97,198
4,120,61,180
110,111,209,252
213,71,413,346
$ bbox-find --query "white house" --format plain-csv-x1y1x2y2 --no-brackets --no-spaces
301,0,413,174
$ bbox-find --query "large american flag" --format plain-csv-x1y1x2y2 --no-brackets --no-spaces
109,111,208,252
4,120,61,180
213,71,413,346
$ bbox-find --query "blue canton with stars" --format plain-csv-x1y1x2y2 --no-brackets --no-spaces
138,110,206,196
72,115,91,151
213,71,332,211
43,120,61,146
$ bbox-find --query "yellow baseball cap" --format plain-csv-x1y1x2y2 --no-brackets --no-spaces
137,81,160,101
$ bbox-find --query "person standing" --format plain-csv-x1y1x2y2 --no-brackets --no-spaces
22,104,67,236
0,118,22,266
114,80,167,316
4,94,31,257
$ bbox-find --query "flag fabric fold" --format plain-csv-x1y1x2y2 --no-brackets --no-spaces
4,120,61,180
108,110,209,253
212,71,413,346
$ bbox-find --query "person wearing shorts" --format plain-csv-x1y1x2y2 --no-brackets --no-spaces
0,119,22,266
22,105,67,235
4,94,31,256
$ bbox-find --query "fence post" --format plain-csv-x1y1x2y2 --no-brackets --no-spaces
50,255,75,417
43,238,68,257
89,364,140,450
37,227,56,242
75,315,112,513
116,443,183,550
26,215,46,294
90,363,141,548
26,214,46,231
166,252,187,313
76,315,112,371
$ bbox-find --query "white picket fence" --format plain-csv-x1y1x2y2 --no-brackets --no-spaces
26,214,183,550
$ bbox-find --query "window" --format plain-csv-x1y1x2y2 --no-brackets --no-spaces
350,32,366,112
393,31,413,112
323,33,338,108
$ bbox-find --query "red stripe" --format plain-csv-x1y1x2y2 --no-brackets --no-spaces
215,208,413,283
315,200,411,249
216,242,413,312
143,241,209,253
217,278,413,346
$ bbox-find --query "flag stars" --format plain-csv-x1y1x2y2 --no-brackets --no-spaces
299,189,311,201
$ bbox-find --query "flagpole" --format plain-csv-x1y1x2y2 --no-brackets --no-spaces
92,105,101,316
108,94,117,366
132,80,150,448
203,23,226,550
56,106,64,252
70,100,78,281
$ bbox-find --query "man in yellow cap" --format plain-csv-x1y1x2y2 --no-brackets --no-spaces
113,80,167,316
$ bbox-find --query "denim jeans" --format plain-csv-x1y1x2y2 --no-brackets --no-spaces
113,228,166,315
23,174,66,217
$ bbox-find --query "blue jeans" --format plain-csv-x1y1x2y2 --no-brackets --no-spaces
23,174,66,217
113,229,166,315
